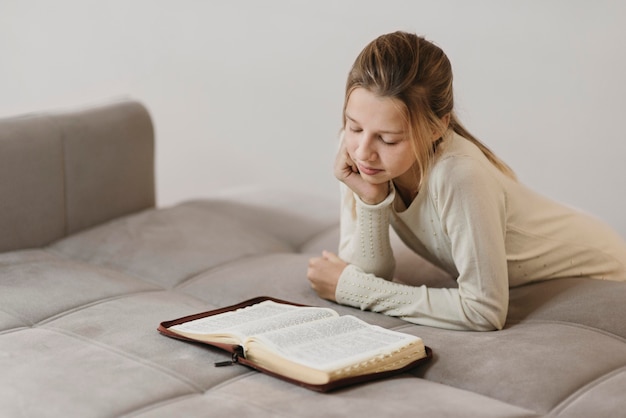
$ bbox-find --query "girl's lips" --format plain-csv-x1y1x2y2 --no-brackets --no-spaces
358,164,383,176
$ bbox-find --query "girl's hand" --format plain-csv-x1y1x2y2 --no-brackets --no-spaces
307,251,348,301
334,138,389,205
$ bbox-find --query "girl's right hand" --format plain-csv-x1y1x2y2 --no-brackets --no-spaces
334,137,390,205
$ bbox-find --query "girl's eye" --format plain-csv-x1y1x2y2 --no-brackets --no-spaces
349,126,362,133
379,136,397,145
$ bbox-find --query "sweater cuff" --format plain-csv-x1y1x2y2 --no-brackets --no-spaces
335,264,367,308
336,264,419,316
353,186,395,210
336,264,400,308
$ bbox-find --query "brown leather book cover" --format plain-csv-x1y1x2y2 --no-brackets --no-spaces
158,296,432,392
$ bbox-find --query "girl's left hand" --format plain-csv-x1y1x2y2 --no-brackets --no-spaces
307,251,348,301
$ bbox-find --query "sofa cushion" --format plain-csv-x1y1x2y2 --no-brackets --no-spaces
1,191,626,417
0,100,155,253
0,116,66,251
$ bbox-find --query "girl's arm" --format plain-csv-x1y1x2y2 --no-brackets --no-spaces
337,183,396,280
335,156,509,331
307,136,396,303
307,183,396,301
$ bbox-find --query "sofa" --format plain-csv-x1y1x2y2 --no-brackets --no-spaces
1,99,625,418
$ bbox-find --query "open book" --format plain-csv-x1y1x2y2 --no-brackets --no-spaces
158,297,431,392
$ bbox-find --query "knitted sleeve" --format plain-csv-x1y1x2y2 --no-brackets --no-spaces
335,156,509,331
337,183,396,280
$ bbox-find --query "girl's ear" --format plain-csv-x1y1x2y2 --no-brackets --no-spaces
431,114,451,140
441,113,451,130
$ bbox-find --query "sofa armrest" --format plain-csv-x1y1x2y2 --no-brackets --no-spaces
0,99,155,252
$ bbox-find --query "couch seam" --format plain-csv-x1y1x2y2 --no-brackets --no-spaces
0,307,33,327
0,289,165,332
37,325,206,393
42,246,170,290
204,391,298,418
61,123,69,236
35,289,164,326
120,388,296,418
504,318,626,344
118,393,201,417
42,245,296,293
173,252,304,290
0,326,31,336
294,222,340,253
546,365,626,417
47,114,70,238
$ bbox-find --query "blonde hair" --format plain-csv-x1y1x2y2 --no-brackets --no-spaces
344,31,516,185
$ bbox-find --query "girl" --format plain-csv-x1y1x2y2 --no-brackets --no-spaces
307,31,626,331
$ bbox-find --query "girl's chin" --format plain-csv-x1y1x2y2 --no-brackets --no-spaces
361,175,391,186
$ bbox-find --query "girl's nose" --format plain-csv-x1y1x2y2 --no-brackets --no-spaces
355,135,377,162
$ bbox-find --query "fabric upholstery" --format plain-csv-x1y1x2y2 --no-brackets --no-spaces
0,115,66,251
1,100,625,417
0,100,155,252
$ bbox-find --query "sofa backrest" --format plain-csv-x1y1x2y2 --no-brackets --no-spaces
0,99,155,252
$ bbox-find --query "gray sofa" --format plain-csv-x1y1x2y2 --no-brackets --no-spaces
1,100,625,418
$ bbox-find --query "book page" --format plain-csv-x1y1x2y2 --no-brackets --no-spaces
169,301,338,341
247,315,422,372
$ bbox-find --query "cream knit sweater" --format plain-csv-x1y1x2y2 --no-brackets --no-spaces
335,132,626,331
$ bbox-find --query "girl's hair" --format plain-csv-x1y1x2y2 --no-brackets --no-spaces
344,31,516,184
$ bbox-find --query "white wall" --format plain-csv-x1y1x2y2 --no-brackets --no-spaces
2,1,625,236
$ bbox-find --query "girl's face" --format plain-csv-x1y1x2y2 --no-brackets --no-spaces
344,88,417,186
